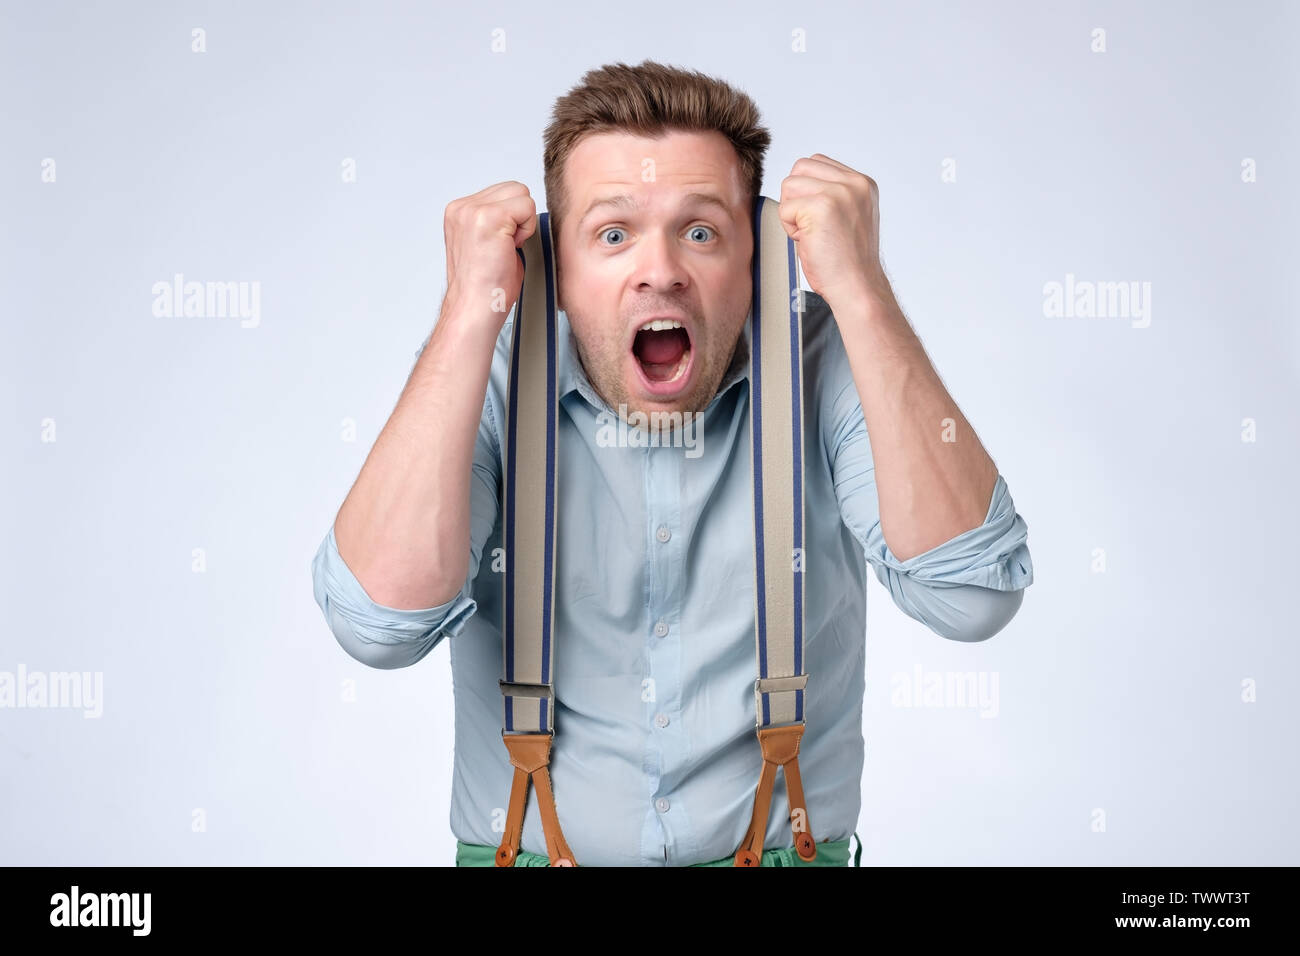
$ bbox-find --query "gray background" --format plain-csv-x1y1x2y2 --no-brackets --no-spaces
2,0,1296,865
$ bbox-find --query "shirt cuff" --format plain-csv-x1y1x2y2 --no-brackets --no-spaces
867,474,1034,591
311,524,478,651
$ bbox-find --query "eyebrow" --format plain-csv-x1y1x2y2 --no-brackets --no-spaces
577,191,734,227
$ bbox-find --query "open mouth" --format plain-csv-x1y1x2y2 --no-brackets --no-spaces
631,321,694,396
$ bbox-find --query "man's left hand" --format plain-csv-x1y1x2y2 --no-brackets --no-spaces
778,153,888,310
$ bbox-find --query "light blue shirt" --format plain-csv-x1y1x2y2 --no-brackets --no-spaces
311,290,1034,866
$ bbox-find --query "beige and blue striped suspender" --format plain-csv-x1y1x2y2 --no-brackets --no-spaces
734,196,816,866
494,207,572,866
494,196,814,868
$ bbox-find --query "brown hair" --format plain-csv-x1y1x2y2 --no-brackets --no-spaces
542,60,772,242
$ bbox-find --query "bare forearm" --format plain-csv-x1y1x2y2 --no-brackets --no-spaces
334,294,501,609
829,282,999,562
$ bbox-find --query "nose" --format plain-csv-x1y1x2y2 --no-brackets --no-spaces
631,228,689,296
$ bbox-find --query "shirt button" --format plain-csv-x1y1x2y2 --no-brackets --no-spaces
654,713,669,728
656,525,671,543
653,619,669,637
655,797,670,813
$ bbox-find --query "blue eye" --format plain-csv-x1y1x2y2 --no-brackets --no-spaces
599,225,714,246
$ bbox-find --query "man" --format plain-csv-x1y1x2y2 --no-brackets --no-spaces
311,60,1034,866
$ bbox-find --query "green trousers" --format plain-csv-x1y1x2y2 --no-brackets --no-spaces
456,832,862,867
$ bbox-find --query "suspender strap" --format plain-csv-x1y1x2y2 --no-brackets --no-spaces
495,198,814,868
496,731,575,866
734,195,815,866
495,210,574,867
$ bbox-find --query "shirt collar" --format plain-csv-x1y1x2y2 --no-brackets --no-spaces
556,307,751,414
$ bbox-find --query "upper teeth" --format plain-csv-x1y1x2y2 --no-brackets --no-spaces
639,319,683,332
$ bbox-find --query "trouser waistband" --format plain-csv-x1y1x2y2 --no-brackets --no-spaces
455,832,862,867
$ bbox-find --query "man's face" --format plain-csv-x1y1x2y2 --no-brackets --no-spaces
555,129,754,419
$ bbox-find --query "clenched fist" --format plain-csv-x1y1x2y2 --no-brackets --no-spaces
443,181,538,329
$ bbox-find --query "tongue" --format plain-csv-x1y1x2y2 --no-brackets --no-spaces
634,328,688,375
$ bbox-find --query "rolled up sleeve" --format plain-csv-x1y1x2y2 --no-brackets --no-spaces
815,290,1033,643
310,329,503,668
865,470,1032,642
833,405,1033,642
311,524,479,669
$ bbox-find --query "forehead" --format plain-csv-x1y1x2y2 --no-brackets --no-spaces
564,129,745,207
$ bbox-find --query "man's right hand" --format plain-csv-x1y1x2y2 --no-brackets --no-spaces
442,182,538,329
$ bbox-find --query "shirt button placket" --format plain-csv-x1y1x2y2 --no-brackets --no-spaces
645,445,683,859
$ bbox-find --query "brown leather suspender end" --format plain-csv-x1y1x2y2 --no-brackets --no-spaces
494,731,577,867
733,723,818,866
